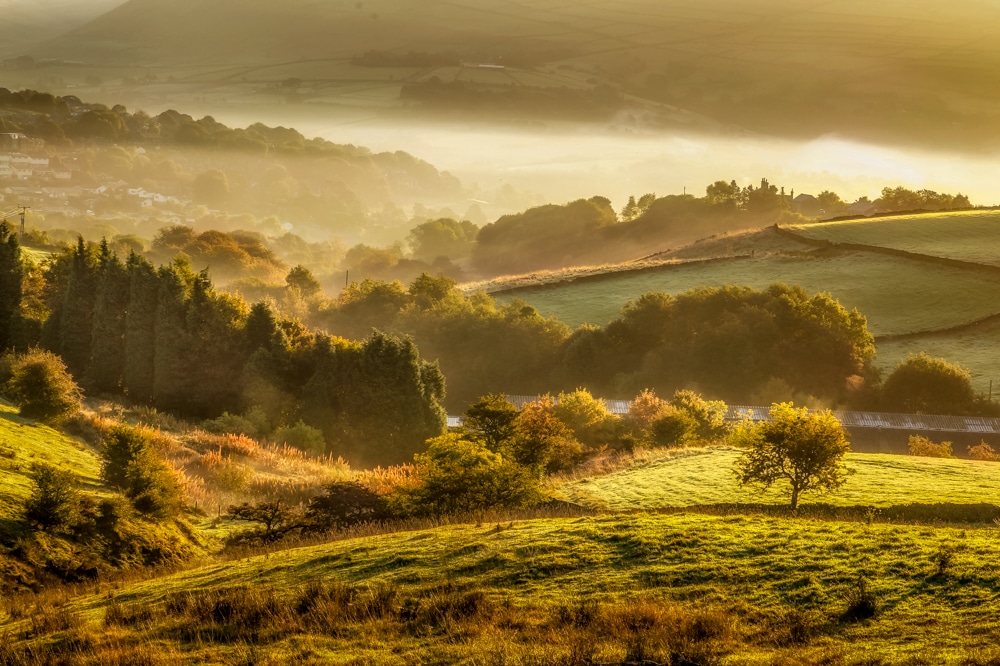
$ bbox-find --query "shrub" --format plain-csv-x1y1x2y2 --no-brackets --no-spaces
510,396,583,473
4,349,82,423
908,435,955,458
401,433,543,515
305,482,389,531
22,463,79,531
650,405,699,447
101,423,184,518
464,393,520,451
882,353,978,415
272,420,326,455
552,389,620,448
201,411,262,438
669,390,728,442
968,442,1000,461
841,575,879,622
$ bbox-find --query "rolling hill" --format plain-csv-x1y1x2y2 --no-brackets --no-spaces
489,214,1000,392
25,0,1000,148
4,507,1000,664
556,447,1000,511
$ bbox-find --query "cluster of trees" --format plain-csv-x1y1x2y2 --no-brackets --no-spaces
319,278,875,411
226,387,729,540
0,231,446,468
807,187,971,218
472,182,807,275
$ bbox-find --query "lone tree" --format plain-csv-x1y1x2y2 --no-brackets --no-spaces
732,403,851,510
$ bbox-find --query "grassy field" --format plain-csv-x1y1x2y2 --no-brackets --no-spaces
876,320,1000,394
5,509,1000,664
788,211,1000,266
557,447,1000,511
494,250,1000,335
0,403,102,515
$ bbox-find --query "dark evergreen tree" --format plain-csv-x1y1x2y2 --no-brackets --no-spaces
58,237,97,377
123,253,159,403
152,260,193,411
185,270,249,416
302,331,447,467
0,220,23,352
88,240,130,392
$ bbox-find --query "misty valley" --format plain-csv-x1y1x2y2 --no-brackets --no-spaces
2,1,1000,664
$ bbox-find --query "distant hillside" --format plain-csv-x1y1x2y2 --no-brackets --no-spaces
0,0,121,58
29,0,1000,148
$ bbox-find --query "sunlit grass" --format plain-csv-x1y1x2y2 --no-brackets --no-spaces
495,250,1000,335
0,403,102,514
789,210,1000,265
7,510,1000,664
556,447,1000,511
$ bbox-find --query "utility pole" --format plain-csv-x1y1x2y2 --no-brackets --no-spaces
16,205,28,238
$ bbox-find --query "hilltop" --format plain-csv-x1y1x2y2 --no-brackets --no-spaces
19,0,1000,149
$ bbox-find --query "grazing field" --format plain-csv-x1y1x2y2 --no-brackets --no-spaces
557,447,1000,511
876,320,1000,394
788,210,1000,266
494,250,1000,335
5,510,1000,664
0,404,101,515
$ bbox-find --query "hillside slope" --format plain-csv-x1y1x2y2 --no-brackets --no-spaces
32,0,1000,148
557,447,1000,511
4,511,1000,663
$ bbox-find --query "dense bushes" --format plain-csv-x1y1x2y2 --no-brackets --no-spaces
3,349,82,423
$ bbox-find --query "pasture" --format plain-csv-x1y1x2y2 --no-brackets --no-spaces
788,210,1000,266
494,250,1000,336
557,447,1000,511
876,319,1000,394
0,403,101,515
6,509,1000,664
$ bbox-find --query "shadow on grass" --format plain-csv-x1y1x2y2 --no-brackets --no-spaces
648,501,1000,526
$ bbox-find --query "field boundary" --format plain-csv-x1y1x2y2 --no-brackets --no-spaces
776,225,1000,276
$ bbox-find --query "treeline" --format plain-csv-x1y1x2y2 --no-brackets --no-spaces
0,229,446,467
471,182,807,275
315,277,877,410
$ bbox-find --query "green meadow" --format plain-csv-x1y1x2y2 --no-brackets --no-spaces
494,250,1000,336
557,447,1000,511
6,509,1000,664
788,211,1000,266
0,403,101,515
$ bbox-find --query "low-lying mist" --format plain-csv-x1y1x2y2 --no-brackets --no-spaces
198,109,1000,212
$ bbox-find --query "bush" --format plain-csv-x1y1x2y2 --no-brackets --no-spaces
882,353,978,415
101,423,184,518
552,388,620,448
272,420,326,455
908,435,955,458
510,396,583,473
4,349,82,423
968,442,1000,461
305,482,389,530
402,433,543,515
841,575,879,622
22,463,79,531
